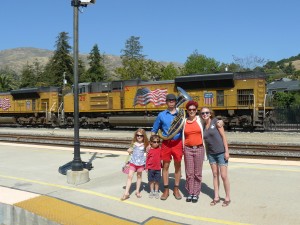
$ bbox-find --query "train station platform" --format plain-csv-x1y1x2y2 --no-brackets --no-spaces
0,141,299,225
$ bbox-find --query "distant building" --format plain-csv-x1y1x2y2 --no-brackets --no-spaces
267,78,300,95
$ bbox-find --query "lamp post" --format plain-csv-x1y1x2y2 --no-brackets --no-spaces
67,0,95,184
71,0,82,171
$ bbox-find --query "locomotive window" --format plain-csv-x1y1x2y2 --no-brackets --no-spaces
79,87,85,94
32,99,36,111
237,89,254,105
217,90,224,106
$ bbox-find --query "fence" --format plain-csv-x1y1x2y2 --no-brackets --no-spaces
265,106,300,131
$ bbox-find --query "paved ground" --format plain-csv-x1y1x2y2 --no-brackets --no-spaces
0,140,299,225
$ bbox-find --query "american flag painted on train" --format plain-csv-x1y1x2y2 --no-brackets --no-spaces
0,97,11,110
204,92,214,105
134,88,168,106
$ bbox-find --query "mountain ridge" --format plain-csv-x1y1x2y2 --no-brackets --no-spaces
0,47,123,75
0,47,182,76
1,47,299,75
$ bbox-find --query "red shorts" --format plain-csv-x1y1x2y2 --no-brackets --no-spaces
161,139,183,162
129,163,145,172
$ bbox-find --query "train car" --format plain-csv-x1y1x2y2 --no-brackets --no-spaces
63,79,175,127
61,71,272,130
0,71,273,130
0,87,61,126
175,72,271,129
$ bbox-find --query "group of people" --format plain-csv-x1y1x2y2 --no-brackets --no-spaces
121,93,231,207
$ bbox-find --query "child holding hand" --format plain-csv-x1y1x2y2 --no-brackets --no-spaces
145,135,162,199
121,128,149,201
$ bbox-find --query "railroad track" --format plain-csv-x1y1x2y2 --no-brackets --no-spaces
0,134,299,161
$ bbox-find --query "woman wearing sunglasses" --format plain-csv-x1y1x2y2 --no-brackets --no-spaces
201,107,231,207
182,100,206,203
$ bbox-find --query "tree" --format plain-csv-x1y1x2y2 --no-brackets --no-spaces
115,58,146,80
0,75,13,91
0,67,19,90
218,63,242,73
232,54,267,71
20,64,35,88
42,32,74,87
144,60,163,81
183,50,220,75
84,44,107,82
121,36,145,60
273,92,295,108
115,36,146,79
160,63,180,80
19,60,45,88
293,70,300,80
283,62,296,75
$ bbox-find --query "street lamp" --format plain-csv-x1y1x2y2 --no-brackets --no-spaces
67,0,95,184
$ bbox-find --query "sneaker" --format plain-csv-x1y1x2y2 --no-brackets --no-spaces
149,191,154,198
192,195,199,203
154,191,160,199
186,195,192,202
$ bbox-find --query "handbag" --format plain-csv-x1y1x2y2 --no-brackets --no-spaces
122,154,131,174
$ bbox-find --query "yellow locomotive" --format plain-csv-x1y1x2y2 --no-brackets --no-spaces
0,87,61,126
0,72,272,130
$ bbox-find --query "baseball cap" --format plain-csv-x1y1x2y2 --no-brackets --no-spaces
166,93,176,101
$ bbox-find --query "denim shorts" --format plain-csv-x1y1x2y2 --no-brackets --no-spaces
148,169,161,182
207,152,228,166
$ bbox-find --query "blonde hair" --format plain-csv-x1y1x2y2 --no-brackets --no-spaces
200,107,215,118
131,128,149,147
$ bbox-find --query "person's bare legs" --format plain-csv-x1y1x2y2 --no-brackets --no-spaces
220,165,230,201
149,181,154,192
174,161,181,186
162,161,170,185
135,171,142,197
161,161,170,200
210,163,220,200
173,161,182,199
121,170,134,200
154,181,159,192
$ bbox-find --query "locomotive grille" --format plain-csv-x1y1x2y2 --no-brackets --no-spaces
237,89,254,106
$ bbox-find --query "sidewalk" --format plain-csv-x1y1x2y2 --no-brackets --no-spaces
0,142,299,225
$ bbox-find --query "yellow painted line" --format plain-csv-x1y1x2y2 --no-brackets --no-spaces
230,165,300,172
0,174,250,225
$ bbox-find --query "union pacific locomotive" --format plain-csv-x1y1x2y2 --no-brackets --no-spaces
0,72,273,130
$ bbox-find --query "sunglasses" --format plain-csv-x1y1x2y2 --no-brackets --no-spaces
151,141,160,144
188,108,197,112
136,134,144,137
201,112,210,115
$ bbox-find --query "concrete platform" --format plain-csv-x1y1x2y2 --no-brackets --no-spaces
0,142,299,225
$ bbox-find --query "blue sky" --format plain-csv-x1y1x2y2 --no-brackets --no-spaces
1,0,299,64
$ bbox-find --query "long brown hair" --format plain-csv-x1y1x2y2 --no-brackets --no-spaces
131,128,149,147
